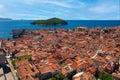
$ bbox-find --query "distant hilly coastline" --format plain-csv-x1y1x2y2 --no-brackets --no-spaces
0,18,12,20
31,17,68,26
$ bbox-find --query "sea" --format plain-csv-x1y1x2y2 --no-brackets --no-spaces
0,20,120,39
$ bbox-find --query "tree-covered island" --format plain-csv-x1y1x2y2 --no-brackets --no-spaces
31,17,68,26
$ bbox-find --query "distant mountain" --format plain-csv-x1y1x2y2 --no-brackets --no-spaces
0,18,12,20
31,17,68,26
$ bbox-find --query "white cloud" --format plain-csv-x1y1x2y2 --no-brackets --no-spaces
18,0,85,8
89,5,118,13
42,0,71,8
115,15,120,20
0,4,5,12
4,13,48,20
21,0,71,8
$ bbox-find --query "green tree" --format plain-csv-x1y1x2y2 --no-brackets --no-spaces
99,74,114,80
31,17,67,26
47,74,68,80
55,74,64,80
48,77,56,80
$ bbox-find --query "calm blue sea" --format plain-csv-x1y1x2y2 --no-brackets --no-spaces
0,20,120,39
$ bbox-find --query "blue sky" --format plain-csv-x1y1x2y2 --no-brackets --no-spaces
0,0,119,20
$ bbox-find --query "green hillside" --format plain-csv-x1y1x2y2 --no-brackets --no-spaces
31,17,68,26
